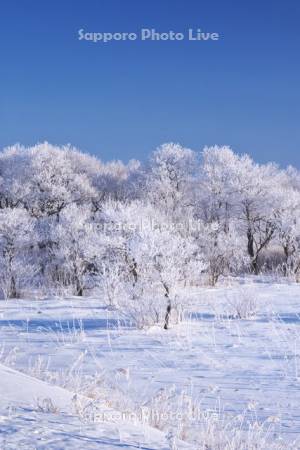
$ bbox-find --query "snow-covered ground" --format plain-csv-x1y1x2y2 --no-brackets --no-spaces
1,277,300,449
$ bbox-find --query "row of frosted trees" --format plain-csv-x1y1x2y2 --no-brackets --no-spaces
0,142,300,322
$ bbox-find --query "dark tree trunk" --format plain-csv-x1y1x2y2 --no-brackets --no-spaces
164,301,171,330
163,282,171,330
247,228,259,274
74,268,83,296
247,228,255,259
131,259,138,286
251,258,259,275
9,275,17,298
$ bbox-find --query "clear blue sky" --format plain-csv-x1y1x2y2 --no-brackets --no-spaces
0,0,299,166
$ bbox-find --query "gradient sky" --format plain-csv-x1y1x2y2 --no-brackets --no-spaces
0,0,299,166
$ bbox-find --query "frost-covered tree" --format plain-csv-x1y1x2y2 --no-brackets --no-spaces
147,143,196,221
53,204,100,295
127,226,200,327
194,220,248,286
197,146,240,227
25,144,97,218
91,159,142,211
276,177,300,276
235,161,285,273
0,143,97,218
97,199,204,327
0,208,36,298
0,144,31,209
198,146,285,274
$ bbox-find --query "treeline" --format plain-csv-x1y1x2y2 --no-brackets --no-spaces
0,142,299,317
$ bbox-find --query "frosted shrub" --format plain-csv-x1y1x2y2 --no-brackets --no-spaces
120,282,166,328
224,288,258,319
101,264,124,309
36,397,59,414
140,387,290,449
117,289,187,330
72,395,98,423
0,346,19,367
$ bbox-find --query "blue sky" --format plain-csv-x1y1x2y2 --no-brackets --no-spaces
0,0,299,166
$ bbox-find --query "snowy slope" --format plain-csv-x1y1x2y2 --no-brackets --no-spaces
0,363,74,411
0,364,183,449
